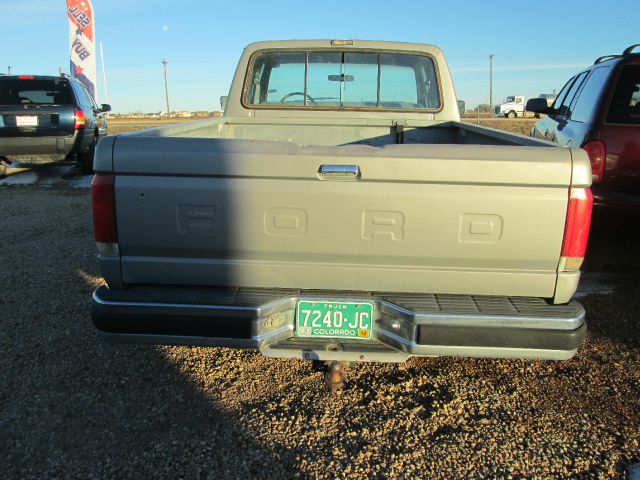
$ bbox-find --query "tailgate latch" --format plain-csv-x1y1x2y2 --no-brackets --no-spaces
317,164,360,181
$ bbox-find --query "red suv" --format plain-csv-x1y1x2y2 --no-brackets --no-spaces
527,44,640,207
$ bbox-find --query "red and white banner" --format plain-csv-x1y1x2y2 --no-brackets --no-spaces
66,0,97,99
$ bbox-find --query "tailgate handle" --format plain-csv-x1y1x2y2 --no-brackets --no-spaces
317,164,360,180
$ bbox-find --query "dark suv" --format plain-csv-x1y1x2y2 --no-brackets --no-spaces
527,44,640,207
0,75,110,175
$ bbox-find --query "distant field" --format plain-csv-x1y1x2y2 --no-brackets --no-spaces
108,117,539,137
107,117,205,135
462,118,538,136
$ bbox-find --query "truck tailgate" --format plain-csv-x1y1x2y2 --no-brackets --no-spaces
108,137,574,299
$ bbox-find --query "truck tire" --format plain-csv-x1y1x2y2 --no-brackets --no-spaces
79,134,97,174
507,110,517,119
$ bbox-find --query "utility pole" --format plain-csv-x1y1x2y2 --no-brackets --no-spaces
162,58,171,114
489,54,494,109
8,66,11,75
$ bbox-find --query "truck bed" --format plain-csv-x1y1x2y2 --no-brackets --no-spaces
119,116,551,147
95,119,589,305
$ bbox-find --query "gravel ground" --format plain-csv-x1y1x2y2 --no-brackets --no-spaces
1,183,639,479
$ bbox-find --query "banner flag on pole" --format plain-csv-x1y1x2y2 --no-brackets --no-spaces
66,0,97,99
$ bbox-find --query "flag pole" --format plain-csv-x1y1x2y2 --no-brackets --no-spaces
100,41,109,105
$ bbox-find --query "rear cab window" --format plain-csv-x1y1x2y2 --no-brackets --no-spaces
0,78,74,106
606,65,640,125
245,50,441,111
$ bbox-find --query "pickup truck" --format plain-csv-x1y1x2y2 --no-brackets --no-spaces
91,40,593,371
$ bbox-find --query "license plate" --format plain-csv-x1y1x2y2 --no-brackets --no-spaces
16,116,38,127
296,300,374,340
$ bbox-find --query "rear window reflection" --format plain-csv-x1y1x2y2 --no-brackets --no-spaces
0,79,74,106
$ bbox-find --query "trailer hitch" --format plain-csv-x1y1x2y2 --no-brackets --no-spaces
324,360,346,393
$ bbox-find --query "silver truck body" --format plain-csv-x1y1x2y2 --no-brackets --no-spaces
91,41,591,362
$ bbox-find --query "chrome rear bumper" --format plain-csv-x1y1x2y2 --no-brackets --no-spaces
92,286,586,362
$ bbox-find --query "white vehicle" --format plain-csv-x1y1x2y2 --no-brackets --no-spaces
495,95,532,118
537,93,556,107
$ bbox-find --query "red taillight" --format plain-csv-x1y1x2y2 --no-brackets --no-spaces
91,174,118,244
19,75,34,79
560,188,593,270
74,108,86,130
583,140,606,184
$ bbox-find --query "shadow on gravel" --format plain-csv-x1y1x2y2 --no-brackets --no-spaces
0,188,295,479
581,206,640,348
583,206,640,274
0,162,82,186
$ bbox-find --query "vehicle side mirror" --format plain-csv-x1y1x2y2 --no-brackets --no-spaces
457,100,465,114
220,96,228,110
100,104,111,113
526,98,549,115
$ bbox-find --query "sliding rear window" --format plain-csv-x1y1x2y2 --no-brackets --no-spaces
606,65,640,125
0,78,74,106
245,50,441,111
